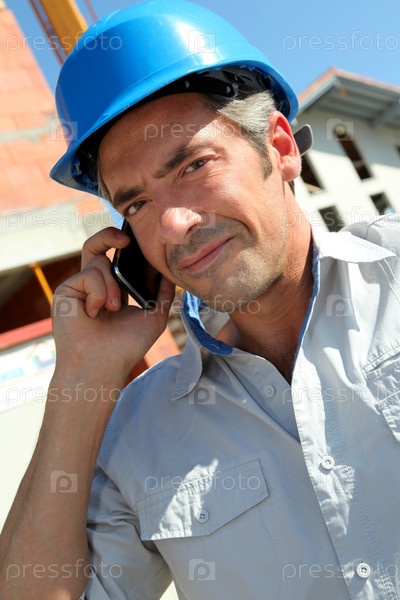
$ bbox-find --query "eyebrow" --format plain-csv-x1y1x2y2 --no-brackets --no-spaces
111,185,145,211
153,142,207,179
111,141,212,210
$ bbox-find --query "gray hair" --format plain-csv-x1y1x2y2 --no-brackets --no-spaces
202,89,275,178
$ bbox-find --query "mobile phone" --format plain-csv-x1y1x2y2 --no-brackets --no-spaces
112,219,162,309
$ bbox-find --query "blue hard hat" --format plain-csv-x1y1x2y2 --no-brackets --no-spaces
50,0,299,197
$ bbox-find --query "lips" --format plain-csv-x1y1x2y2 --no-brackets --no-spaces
178,237,232,273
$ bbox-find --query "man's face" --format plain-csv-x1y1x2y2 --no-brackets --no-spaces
99,93,295,311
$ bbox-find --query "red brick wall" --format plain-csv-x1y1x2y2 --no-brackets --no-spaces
0,8,94,214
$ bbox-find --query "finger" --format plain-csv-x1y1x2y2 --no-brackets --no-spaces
157,275,176,307
82,255,125,313
82,266,119,318
51,270,104,321
146,276,176,323
81,226,130,269
58,267,114,319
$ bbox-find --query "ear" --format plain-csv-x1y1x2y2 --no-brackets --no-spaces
268,111,302,182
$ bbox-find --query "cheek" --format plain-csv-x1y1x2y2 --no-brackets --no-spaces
214,174,270,224
204,176,249,215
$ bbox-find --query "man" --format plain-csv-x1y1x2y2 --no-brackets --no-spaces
1,1,399,599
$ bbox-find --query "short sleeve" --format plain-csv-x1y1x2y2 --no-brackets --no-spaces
84,468,172,599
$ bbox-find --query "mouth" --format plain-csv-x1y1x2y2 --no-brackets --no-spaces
178,236,233,274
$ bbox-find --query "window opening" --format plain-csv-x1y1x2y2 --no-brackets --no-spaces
334,126,372,180
319,205,345,232
300,155,324,194
370,192,394,215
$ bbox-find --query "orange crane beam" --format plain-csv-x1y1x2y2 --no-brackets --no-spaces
28,0,87,63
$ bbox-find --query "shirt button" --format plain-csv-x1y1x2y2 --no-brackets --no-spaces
264,385,276,398
356,562,371,579
320,455,335,470
195,509,210,524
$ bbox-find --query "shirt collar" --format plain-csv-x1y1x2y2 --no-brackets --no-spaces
313,226,395,263
172,293,234,401
171,224,395,400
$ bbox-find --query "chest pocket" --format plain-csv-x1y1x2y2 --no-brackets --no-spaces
364,344,400,442
137,459,268,541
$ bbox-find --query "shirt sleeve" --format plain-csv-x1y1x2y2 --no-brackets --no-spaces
84,467,172,599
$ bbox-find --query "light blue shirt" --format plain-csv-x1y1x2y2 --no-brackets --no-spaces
86,215,400,600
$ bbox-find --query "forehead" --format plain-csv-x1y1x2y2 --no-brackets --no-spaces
98,93,220,162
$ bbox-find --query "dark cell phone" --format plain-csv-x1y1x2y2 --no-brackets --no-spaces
112,219,162,309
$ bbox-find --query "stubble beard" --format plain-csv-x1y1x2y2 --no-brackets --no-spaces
168,220,287,313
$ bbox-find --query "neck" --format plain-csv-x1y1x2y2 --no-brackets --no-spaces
217,231,314,383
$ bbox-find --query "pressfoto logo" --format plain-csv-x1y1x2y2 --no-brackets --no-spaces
326,295,354,317
51,297,78,318
50,118,78,143
187,30,216,53
189,385,216,405
5,208,112,230
6,32,123,54
195,209,216,230
50,471,78,493
6,559,123,582
281,31,400,53
188,559,216,581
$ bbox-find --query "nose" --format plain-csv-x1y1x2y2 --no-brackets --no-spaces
158,205,204,244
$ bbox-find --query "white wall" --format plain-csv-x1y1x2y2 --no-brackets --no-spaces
294,109,400,228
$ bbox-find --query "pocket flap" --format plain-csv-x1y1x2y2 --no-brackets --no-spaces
364,345,400,442
380,395,400,442
137,459,268,540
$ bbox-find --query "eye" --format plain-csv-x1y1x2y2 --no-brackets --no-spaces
184,158,207,174
126,199,147,216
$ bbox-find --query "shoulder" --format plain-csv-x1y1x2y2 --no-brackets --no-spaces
118,352,182,415
98,353,182,458
342,214,400,255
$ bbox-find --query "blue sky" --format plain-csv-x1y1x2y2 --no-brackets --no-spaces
6,0,400,97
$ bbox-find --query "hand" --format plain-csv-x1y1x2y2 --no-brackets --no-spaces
52,226,175,381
